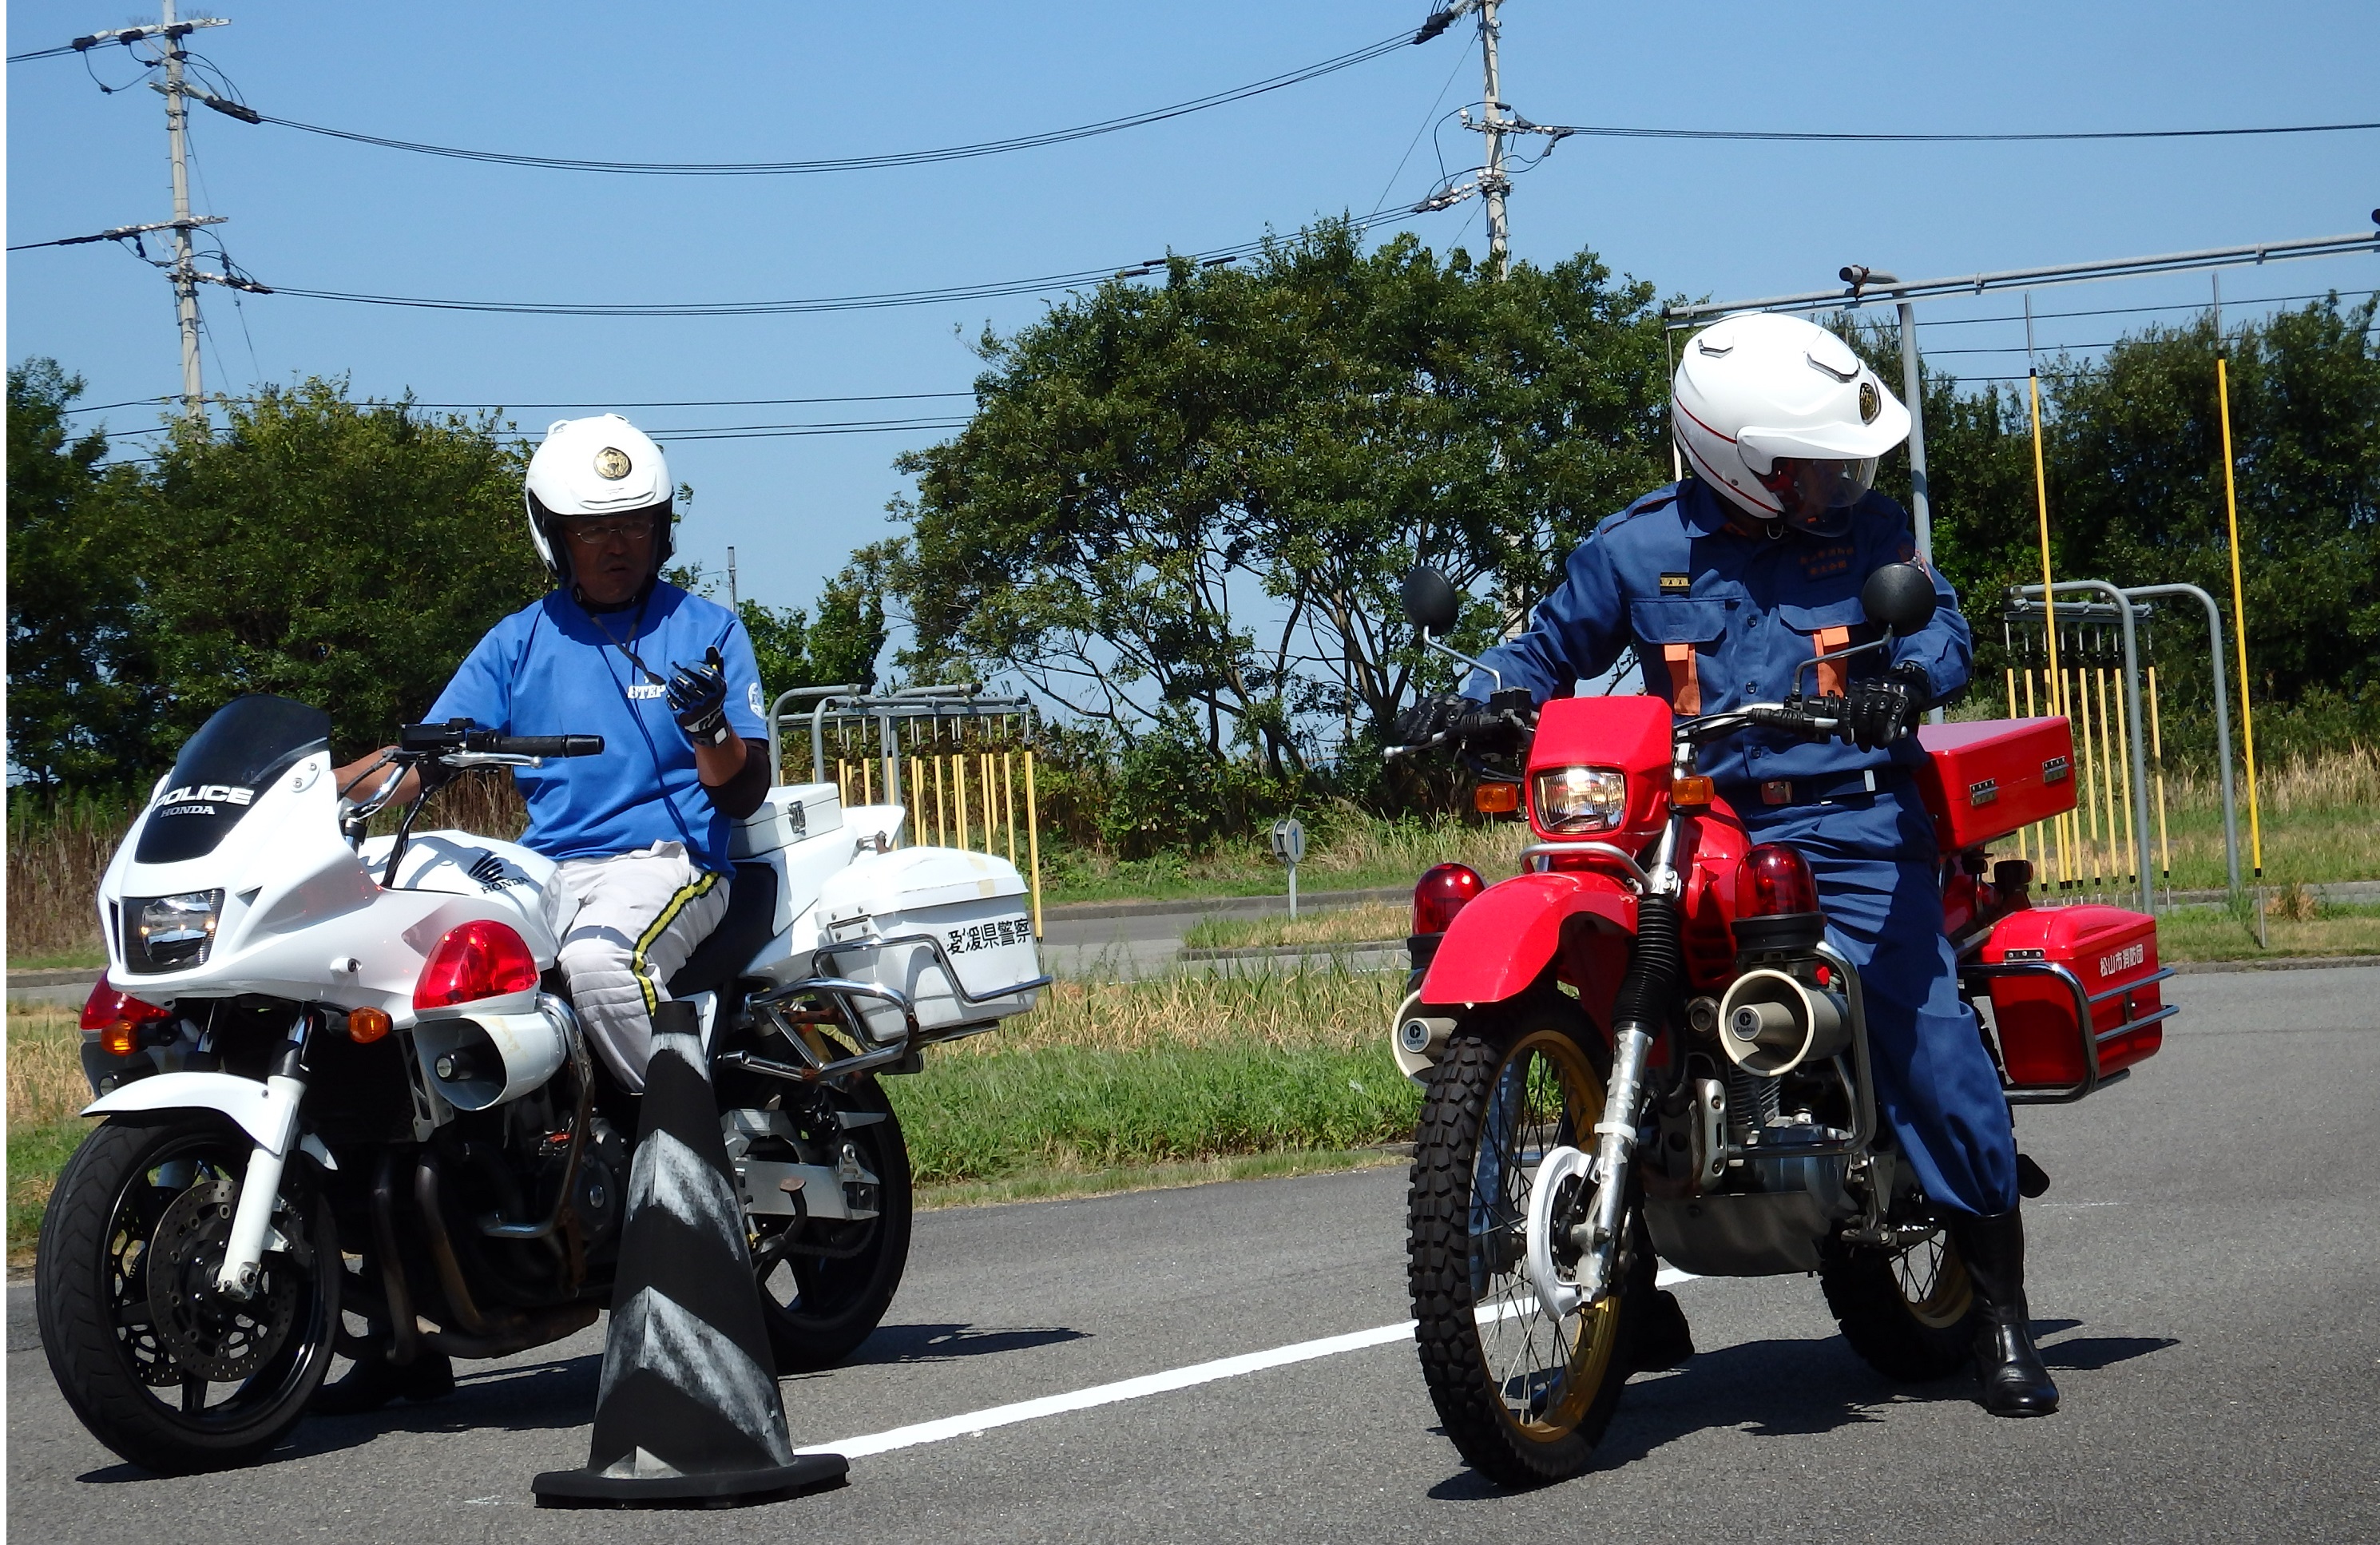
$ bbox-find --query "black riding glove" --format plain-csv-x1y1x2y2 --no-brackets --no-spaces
667,645,733,748
1843,665,1930,750
1395,693,1473,747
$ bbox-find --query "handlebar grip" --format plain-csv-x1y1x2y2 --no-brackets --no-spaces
493,735,605,758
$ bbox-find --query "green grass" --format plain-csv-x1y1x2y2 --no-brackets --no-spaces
885,1039,1419,1187
2156,900,2380,963
8,949,104,973
914,1148,1403,1210
9,1007,90,1263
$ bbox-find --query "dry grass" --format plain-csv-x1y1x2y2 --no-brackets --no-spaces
9,1007,92,1260
1184,901,1411,951
950,965,1406,1056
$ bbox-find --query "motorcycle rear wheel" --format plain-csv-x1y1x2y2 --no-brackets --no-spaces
1819,1228,1976,1380
1407,1002,1639,1487
36,1115,340,1473
742,1077,914,1372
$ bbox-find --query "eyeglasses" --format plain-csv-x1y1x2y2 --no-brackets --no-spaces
561,514,657,546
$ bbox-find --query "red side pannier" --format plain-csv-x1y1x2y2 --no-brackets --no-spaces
1914,717,2077,854
1977,905,2171,1094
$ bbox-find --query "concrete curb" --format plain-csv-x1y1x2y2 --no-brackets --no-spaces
7,969,97,988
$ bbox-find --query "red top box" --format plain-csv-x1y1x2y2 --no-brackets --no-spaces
1914,717,2078,854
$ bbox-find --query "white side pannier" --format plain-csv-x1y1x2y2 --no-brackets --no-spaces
811,847,1044,1043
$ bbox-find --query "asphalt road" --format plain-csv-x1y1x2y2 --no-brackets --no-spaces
10,965,2378,1543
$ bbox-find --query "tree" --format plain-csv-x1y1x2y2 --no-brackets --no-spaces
6,361,158,789
887,223,1671,769
736,550,891,704
132,380,544,761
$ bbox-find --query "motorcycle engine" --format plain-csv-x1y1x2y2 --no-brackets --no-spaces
543,1115,629,1255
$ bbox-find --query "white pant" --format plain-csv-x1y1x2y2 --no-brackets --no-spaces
541,842,731,1094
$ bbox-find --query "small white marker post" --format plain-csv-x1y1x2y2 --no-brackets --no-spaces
1270,817,1306,919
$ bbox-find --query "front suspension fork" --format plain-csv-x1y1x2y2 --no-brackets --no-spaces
213,1012,312,1299
1571,1023,1655,1304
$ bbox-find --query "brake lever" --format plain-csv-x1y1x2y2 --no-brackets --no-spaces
442,751,544,769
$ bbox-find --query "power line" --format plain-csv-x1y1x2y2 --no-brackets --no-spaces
238,25,1441,177
1510,116,2380,147
61,389,979,415
260,205,1413,318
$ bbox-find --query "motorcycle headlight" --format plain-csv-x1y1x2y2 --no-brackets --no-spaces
1532,766,1628,833
125,889,224,974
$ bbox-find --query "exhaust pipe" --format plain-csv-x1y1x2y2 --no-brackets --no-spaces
1716,967,1850,1077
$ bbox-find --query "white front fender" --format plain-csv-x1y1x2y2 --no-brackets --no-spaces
81,1071,322,1162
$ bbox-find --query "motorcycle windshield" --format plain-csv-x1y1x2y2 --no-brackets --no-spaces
133,694,333,865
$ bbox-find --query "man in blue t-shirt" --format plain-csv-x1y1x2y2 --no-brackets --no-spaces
337,415,770,1093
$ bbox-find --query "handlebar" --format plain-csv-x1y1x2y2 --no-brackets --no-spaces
397,721,605,761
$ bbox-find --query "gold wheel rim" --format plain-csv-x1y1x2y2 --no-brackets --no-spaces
1893,1231,1975,1329
1467,1027,1623,1444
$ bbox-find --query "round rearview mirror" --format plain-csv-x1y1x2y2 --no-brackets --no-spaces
1402,567,1462,637
1861,562,1938,636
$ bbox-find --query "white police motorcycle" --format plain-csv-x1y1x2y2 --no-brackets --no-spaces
38,693,1045,1473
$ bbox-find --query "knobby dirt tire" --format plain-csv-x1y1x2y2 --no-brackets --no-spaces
748,1077,914,1373
1406,1002,1643,1488
1819,1229,1977,1381
36,1116,341,1474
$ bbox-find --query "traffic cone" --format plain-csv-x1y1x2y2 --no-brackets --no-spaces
534,1000,847,1507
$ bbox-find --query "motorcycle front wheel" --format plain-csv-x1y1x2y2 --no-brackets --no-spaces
1407,1001,1640,1487
36,1115,341,1473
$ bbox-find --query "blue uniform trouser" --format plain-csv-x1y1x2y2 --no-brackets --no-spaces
1737,786,2019,1218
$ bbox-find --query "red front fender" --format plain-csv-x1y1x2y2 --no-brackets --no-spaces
1419,870,1637,1007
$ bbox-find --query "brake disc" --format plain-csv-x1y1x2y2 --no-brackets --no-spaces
144,1178,298,1383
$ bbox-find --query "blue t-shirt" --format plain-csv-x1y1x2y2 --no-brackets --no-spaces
426,583,768,872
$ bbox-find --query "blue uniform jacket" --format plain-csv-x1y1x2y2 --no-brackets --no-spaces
1462,478,1971,796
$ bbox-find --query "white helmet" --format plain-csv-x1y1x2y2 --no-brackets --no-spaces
523,414,673,583
1671,311,1910,533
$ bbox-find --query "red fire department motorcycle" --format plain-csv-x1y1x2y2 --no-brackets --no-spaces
1386,563,2171,1487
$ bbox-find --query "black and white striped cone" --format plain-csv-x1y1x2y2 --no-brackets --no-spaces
533,1000,847,1507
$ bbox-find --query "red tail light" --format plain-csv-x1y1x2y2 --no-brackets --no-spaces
1739,845,1820,917
82,983,171,1058
1414,863,1486,935
415,919,540,1009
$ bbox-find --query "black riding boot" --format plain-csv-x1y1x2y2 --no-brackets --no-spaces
1950,1207,2060,1416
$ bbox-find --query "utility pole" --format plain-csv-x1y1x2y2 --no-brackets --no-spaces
161,0,205,418
31,7,252,419
1477,0,1510,277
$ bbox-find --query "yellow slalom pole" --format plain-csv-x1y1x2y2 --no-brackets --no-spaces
981,752,995,855
2104,665,2136,886
2084,661,2104,890
1002,750,1018,864
2148,662,2173,904
2005,667,2028,868
861,754,875,808
2216,355,2264,880
1023,749,1044,939
954,753,970,850
934,753,948,845
2027,365,2069,892
836,759,851,808
2022,667,2044,874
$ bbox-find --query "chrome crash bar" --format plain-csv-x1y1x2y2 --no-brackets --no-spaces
1959,960,2177,1105
720,932,1052,1087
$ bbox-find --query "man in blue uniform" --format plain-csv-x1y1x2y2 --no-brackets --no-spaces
337,414,772,1095
1406,312,2057,1416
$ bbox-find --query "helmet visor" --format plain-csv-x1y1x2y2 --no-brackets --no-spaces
1781,455,1878,513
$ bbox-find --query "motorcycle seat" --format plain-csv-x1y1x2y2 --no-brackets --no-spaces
667,862,779,999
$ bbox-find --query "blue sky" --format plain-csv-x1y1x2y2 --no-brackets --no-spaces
9,1,2376,618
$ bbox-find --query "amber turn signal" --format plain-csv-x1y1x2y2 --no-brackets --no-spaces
1473,781,1521,815
1671,776,1715,807
98,1021,141,1058
347,1006,393,1044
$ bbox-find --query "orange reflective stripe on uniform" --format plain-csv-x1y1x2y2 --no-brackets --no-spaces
1814,626,1852,698
1663,642,1702,714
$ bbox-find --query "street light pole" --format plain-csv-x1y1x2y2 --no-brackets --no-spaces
1477,0,1509,276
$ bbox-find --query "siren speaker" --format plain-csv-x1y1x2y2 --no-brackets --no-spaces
1715,968,1849,1076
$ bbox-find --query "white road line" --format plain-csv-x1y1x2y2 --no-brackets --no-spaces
799,1267,1700,1460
